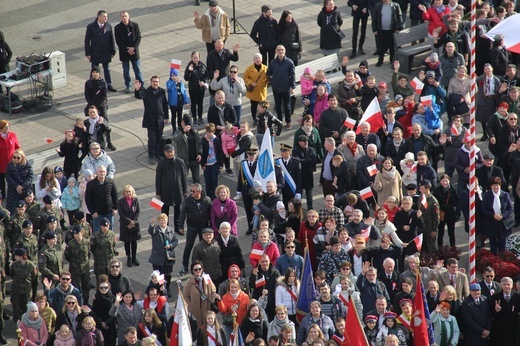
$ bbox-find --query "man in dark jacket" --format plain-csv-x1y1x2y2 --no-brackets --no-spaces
250,5,279,65
292,135,317,210
461,284,492,346
356,143,384,195
249,254,281,320
267,45,295,128
372,0,403,67
172,115,202,184
319,94,349,146
206,39,239,104
114,11,143,93
178,183,212,275
476,153,506,191
403,123,445,169
254,181,282,227
207,90,237,135
85,165,118,233
84,67,116,151
155,144,188,234
237,149,258,235
191,229,222,285
84,10,117,91
135,76,169,164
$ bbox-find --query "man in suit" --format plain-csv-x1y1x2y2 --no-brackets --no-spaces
490,277,520,346
427,258,469,301
378,257,399,303
479,266,501,300
237,148,258,235
277,143,301,207
292,135,317,210
476,153,507,192
460,283,492,346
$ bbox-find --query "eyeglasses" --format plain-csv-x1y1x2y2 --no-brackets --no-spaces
12,156,21,159
510,118,518,121
230,71,238,74
66,301,76,305
99,286,109,290
190,190,198,193
286,246,295,249
61,277,71,281
485,275,494,278
341,267,350,270
193,267,203,271
111,265,120,269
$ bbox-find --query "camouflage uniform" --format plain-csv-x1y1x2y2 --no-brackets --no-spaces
25,201,41,224
418,193,440,254
64,237,91,304
6,213,29,248
38,244,63,284
90,230,116,278
64,222,91,244
34,207,63,235
38,228,64,250
15,232,40,300
10,260,37,321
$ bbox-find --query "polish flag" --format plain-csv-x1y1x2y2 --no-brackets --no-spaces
250,248,264,261
367,164,379,176
170,289,193,346
44,137,54,144
255,276,266,288
343,117,357,129
360,227,371,241
421,194,428,209
413,234,423,251
170,59,182,70
359,186,374,200
355,97,385,134
420,95,433,107
484,13,520,53
150,197,164,211
451,125,461,136
411,163,417,172
410,77,424,95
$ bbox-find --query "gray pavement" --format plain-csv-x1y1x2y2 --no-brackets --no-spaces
0,0,476,342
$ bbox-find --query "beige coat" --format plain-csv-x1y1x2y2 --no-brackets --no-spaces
243,63,269,102
194,8,230,44
373,169,403,206
183,275,218,327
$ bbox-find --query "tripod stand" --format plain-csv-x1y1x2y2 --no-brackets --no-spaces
230,0,249,34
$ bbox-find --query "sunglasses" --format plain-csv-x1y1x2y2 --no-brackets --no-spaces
99,286,109,290
111,265,120,269
12,156,21,159
230,71,238,74
286,246,295,249
485,275,494,278
193,267,203,271
66,302,76,305
61,277,71,281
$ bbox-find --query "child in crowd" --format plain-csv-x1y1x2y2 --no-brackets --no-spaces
364,315,379,346
284,228,303,256
221,122,239,178
249,180,263,231
54,166,67,192
406,184,420,210
61,177,81,224
360,76,378,111
54,324,75,346
332,155,350,199
73,117,89,161
273,201,287,244
300,67,315,116
56,129,81,179
423,52,442,82
145,270,167,297
400,152,417,189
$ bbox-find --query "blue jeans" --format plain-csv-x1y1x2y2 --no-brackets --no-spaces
122,59,143,88
233,105,242,126
92,213,114,233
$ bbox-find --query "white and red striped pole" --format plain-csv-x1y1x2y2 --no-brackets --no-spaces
468,0,477,283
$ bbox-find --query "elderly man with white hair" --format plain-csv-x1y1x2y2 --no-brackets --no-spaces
356,122,381,152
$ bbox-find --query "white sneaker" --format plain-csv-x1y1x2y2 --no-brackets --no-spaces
233,192,242,200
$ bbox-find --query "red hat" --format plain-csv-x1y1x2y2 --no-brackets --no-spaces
498,102,509,109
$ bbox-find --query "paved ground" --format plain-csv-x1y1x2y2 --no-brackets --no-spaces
0,0,477,342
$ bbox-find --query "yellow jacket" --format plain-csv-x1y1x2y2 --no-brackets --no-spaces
243,63,269,102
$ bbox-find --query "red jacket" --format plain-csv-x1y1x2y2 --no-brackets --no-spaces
422,6,451,35
250,241,280,267
297,220,322,269
0,131,20,173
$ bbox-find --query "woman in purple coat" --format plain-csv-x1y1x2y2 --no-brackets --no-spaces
210,185,238,236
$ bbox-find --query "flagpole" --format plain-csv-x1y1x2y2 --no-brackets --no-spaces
469,0,477,283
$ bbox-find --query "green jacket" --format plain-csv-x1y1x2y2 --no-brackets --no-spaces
38,244,63,280
65,237,90,274
11,260,37,294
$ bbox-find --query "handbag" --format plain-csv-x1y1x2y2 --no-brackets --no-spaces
439,190,450,222
129,222,140,233
335,26,346,39
291,42,300,50
504,214,515,229
247,71,264,92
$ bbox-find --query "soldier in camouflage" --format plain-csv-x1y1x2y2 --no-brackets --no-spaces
418,179,440,254
38,216,64,249
10,248,37,322
64,210,91,245
64,225,91,304
90,217,116,280
23,190,41,225
14,220,39,300
34,195,64,236
6,200,30,248
38,231,63,287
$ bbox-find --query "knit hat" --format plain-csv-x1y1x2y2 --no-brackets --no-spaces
359,60,369,68
384,312,397,319
394,94,403,102
429,52,438,63
253,180,262,189
91,66,101,74
365,315,378,322
170,68,179,76
68,177,77,184
276,201,285,210
304,67,313,75
27,301,38,312
404,152,415,162
83,169,93,178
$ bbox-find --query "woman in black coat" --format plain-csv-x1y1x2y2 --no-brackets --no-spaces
148,213,178,296
5,149,33,213
240,302,268,343
217,221,245,284
84,106,111,150
117,184,141,268
278,11,302,66
433,174,458,247
317,0,343,55
92,276,117,346
184,51,209,125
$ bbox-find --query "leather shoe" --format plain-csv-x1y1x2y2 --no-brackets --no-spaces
480,134,488,141
375,61,383,67
359,47,365,55
0,334,7,345
132,257,140,266
107,143,117,151
349,50,356,58
127,257,133,268
107,85,117,92
176,229,185,235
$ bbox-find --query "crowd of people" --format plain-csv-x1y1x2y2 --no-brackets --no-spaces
2,0,520,344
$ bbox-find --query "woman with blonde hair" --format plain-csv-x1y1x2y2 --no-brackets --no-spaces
142,334,158,346
439,285,461,316
197,311,226,346
138,308,167,346
217,278,250,335
5,148,33,213
117,184,141,268
148,213,178,297
210,184,238,235
275,268,300,324
55,295,94,337
302,324,326,346
75,316,104,345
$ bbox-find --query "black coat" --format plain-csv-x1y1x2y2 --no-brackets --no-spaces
114,20,141,61
317,6,343,50
207,102,237,132
402,133,443,163
432,185,458,223
84,77,108,113
84,19,116,64
292,146,317,189
0,31,12,73
135,86,169,129
240,316,268,342
85,177,118,215
372,1,403,33
84,118,111,149
481,189,514,238
58,141,81,176
476,165,507,191
184,60,209,93
217,235,246,276
5,161,33,212
460,295,492,346
250,15,279,51
356,154,384,188
155,157,187,206
490,291,520,346
279,20,302,63
206,49,239,94
479,279,501,300
117,197,141,242
248,265,281,320
178,193,212,229
279,157,302,196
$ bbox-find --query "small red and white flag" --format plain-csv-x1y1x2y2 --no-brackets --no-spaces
451,125,461,136
410,77,424,95
250,248,264,261
203,273,212,285
170,59,182,70
411,163,417,172
412,234,423,251
360,186,374,200
355,97,385,134
421,194,428,209
420,95,433,107
367,164,379,176
44,137,54,144
360,227,371,241
150,197,164,211
255,276,266,288
343,117,357,129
